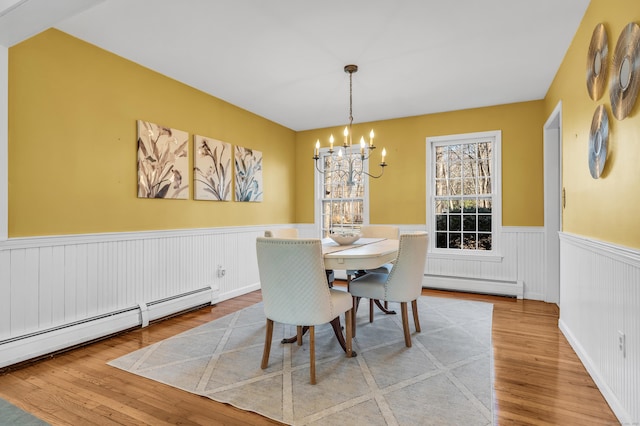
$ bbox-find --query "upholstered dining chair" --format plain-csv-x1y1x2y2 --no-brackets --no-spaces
359,225,400,274
256,237,353,384
347,225,400,320
265,228,335,286
349,232,428,347
346,225,399,281
264,228,298,238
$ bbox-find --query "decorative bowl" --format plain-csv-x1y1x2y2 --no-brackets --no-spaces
329,233,361,246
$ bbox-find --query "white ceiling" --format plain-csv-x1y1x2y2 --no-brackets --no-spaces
2,0,590,131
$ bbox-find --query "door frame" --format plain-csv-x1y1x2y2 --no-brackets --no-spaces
543,101,563,304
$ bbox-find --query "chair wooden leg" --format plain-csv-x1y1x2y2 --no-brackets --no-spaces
411,299,421,333
297,325,303,346
400,302,412,347
352,296,360,337
345,309,353,358
369,299,374,322
309,326,316,385
261,319,274,369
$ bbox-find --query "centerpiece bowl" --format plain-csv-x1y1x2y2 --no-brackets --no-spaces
329,233,361,246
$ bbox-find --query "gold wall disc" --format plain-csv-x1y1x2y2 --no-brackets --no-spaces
588,104,609,179
610,22,640,120
586,23,609,101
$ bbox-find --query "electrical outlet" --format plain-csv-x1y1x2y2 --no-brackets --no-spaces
618,330,626,358
217,265,226,278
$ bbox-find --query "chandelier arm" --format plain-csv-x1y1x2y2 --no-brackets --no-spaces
314,158,351,180
314,158,326,174
361,166,386,179
360,147,377,162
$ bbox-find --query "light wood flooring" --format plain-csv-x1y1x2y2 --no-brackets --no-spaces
0,286,620,425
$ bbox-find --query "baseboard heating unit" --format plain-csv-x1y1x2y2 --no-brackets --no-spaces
0,286,216,369
423,274,524,299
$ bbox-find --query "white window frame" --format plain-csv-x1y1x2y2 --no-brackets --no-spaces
426,130,502,260
314,147,370,237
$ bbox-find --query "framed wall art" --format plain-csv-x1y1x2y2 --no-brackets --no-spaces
137,120,189,199
234,146,263,202
193,135,232,201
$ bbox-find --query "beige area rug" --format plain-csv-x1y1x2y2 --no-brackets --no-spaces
108,295,494,425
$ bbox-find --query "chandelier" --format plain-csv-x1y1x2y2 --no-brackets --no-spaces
313,64,387,185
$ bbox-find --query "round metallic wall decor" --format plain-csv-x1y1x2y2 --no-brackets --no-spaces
588,104,609,179
610,22,640,120
586,23,609,101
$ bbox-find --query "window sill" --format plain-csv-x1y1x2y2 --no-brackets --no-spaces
427,250,504,263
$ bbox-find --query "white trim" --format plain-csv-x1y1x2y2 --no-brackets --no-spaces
219,282,261,302
0,224,269,250
427,252,503,262
426,130,503,257
543,101,562,303
299,223,426,239
0,44,7,242
559,231,640,267
503,226,544,234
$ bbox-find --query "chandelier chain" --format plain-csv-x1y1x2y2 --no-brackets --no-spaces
349,70,354,129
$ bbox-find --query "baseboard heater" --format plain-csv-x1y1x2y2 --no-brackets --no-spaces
0,286,216,369
423,274,524,299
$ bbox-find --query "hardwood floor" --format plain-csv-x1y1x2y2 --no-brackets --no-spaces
0,286,619,425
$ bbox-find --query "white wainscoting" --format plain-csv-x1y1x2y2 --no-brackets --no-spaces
425,227,544,299
0,226,269,368
0,224,548,369
299,224,544,300
559,232,639,425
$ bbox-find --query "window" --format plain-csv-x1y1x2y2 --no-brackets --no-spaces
315,148,369,237
426,131,501,256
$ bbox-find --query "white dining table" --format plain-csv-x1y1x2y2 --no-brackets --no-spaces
321,237,399,271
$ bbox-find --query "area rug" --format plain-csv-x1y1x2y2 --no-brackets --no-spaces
0,398,49,425
109,296,494,425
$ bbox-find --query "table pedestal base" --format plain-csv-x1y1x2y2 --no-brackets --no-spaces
281,318,357,357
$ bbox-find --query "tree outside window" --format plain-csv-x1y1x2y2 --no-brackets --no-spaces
428,131,501,254
318,151,366,237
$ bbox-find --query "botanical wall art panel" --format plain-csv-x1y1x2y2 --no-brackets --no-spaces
137,120,189,199
234,146,263,202
193,135,232,201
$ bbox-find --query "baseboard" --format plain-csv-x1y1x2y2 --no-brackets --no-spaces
424,274,524,299
559,319,630,424
216,283,261,304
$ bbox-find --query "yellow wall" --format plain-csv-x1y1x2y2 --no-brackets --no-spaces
296,101,546,227
8,29,296,237
10,28,552,238
545,0,640,248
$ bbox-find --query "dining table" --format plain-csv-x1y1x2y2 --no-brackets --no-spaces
321,237,399,271
280,236,400,356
